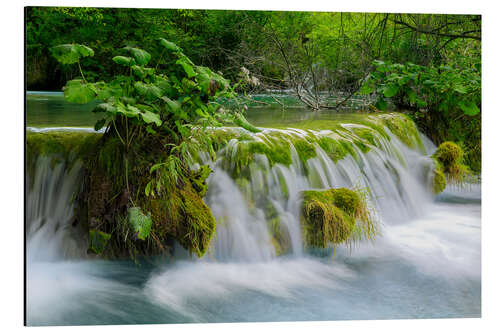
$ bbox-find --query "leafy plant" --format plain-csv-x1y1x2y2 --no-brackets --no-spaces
360,59,481,116
51,39,251,256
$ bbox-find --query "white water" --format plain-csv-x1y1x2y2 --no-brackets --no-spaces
25,122,481,325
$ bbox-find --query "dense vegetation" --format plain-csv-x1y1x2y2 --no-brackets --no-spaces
26,7,481,172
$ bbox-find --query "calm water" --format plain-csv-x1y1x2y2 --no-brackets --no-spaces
26,92,371,129
26,92,481,326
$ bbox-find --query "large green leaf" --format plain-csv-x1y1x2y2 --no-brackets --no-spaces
123,47,151,66
115,103,140,118
134,82,162,100
139,110,162,126
88,229,111,254
113,56,135,66
458,101,480,116
360,82,374,95
382,84,399,98
63,79,97,104
158,38,181,52
128,207,152,241
93,102,117,114
162,96,182,113
176,58,196,78
50,44,94,64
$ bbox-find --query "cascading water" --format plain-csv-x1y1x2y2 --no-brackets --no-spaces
25,114,481,325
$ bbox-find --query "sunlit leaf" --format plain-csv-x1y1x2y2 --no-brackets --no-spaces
63,79,97,104
128,207,152,241
458,101,480,116
113,56,135,66
123,47,151,66
158,38,181,52
50,44,94,64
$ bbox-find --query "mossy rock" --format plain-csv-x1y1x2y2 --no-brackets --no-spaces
145,182,216,258
300,188,376,249
433,141,462,169
432,141,469,184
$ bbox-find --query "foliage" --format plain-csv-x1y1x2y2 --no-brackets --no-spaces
360,59,481,116
361,57,481,172
128,207,153,241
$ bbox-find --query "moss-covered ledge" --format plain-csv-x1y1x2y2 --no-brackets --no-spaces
26,130,216,259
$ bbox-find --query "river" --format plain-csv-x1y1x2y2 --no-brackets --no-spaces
25,92,481,326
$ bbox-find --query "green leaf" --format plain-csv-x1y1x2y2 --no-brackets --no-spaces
146,125,157,135
234,113,261,133
145,181,152,196
50,44,94,64
176,59,196,78
360,82,374,95
63,79,97,104
88,229,111,254
134,82,162,100
93,102,117,114
158,38,181,52
140,110,162,126
122,47,151,66
423,80,437,86
96,84,123,100
112,56,135,66
382,84,399,98
127,207,152,241
458,101,480,116
453,85,467,94
162,96,182,113
115,103,140,118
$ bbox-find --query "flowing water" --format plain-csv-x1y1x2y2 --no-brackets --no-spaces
25,93,481,326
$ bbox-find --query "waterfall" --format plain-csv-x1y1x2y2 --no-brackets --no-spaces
26,113,439,262
200,119,436,262
26,156,88,262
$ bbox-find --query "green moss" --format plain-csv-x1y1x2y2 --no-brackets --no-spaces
351,127,378,148
434,141,463,166
26,131,101,178
317,136,349,162
291,137,317,163
432,166,447,194
178,183,216,257
300,188,377,250
380,113,424,151
191,165,212,197
432,141,469,184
